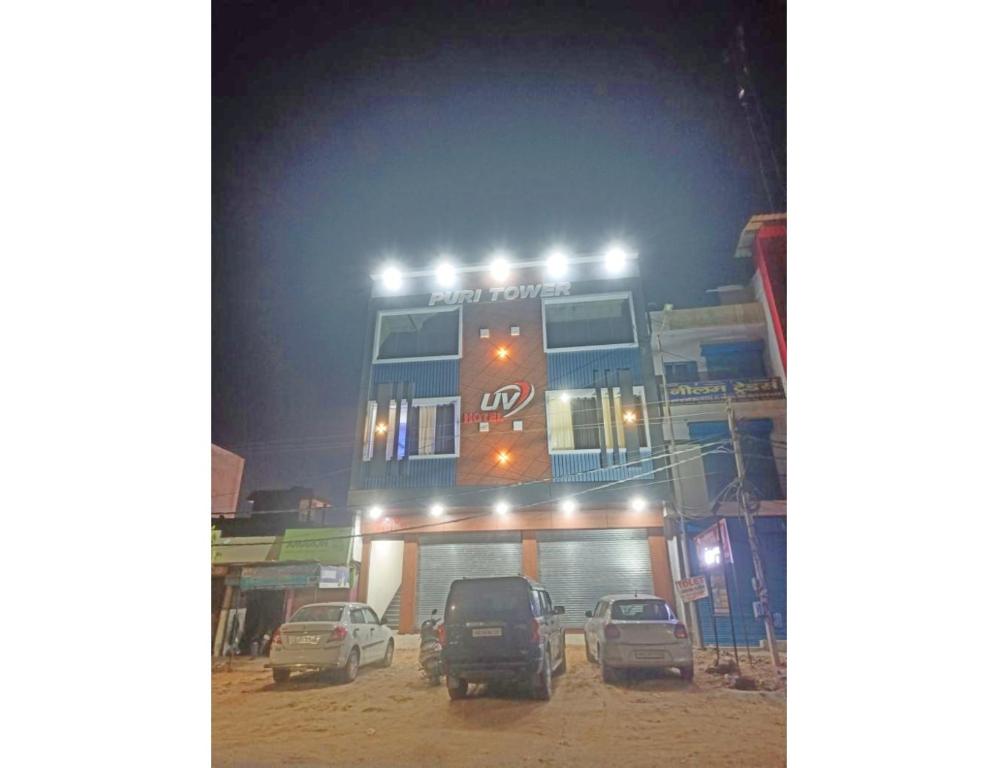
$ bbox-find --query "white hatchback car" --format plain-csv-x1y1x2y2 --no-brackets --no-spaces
266,602,394,684
583,594,694,682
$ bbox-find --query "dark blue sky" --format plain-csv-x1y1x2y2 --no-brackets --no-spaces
212,0,786,507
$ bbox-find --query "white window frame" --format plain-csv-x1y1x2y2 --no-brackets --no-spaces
541,291,638,353
545,385,650,455
372,305,463,364
408,396,461,459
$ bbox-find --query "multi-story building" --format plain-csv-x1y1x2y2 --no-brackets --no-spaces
347,248,677,632
650,216,787,649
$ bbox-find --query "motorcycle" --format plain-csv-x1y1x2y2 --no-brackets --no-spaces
419,608,444,685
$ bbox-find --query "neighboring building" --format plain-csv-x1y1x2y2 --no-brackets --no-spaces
734,213,786,385
650,215,787,648
247,486,335,526
348,249,675,632
210,486,349,656
211,443,245,517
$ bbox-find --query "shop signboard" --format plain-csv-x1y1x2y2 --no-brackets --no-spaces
675,575,710,602
240,564,319,591
319,565,351,589
278,528,352,565
667,377,783,403
693,520,734,570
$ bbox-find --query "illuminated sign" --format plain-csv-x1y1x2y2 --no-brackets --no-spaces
429,282,571,307
693,520,734,569
464,381,535,423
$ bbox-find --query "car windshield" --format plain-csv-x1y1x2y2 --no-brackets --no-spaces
610,600,671,621
289,605,343,623
446,578,531,622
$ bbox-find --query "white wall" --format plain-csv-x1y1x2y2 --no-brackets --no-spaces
367,540,404,619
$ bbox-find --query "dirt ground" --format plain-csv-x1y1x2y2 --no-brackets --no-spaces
212,645,786,767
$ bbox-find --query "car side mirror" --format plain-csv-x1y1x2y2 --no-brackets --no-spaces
431,608,438,616
584,610,593,618
554,606,565,615
380,615,389,625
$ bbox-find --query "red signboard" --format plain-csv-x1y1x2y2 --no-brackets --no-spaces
693,520,734,569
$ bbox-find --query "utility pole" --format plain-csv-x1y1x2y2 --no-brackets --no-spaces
726,398,781,669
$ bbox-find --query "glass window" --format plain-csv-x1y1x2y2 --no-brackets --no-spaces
544,295,635,350
540,591,553,615
702,342,766,380
410,399,458,457
350,608,366,624
290,605,343,623
376,308,460,361
363,608,380,625
546,387,649,452
530,590,543,617
664,362,699,383
362,397,459,461
610,600,672,621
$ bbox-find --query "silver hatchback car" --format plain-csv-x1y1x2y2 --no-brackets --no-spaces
583,594,694,682
265,602,394,684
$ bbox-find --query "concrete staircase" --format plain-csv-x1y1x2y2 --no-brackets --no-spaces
382,587,402,630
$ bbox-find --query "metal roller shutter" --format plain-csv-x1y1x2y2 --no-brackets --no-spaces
415,533,522,626
538,529,654,629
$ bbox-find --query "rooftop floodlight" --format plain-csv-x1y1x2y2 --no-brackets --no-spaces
489,253,511,282
544,247,570,279
629,496,647,512
435,259,457,288
381,265,403,292
429,503,445,518
603,242,632,275
560,498,577,515
367,505,384,520
494,500,510,516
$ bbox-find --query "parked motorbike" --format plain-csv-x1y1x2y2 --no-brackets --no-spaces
419,608,444,685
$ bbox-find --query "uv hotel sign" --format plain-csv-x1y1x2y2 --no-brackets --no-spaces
463,381,536,424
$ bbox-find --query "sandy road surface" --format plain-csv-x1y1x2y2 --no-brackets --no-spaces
212,646,785,767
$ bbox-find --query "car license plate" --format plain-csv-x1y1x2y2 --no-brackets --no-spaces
634,650,665,659
472,628,502,638
288,635,320,646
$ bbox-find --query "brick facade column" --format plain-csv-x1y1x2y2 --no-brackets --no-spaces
398,536,420,634
647,530,676,608
521,531,538,579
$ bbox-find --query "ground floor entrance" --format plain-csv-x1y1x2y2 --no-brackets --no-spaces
537,529,655,629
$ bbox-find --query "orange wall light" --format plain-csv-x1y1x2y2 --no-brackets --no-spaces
496,346,510,360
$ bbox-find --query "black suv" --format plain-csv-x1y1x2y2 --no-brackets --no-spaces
440,576,566,700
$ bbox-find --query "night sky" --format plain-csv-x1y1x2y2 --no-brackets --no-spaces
212,0,787,509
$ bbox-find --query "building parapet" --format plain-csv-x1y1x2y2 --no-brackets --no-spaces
658,302,764,331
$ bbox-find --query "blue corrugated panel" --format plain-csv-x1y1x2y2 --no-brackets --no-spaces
363,458,456,489
546,348,643,390
685,517,787,647
370,360,459,397
550,449,654,483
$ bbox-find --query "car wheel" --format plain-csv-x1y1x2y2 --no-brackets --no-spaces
446,676,469,700
272,668,290,684
533,648,553,700
680,664,694,682
338,648,360,683
380,640,395,668
600,647,616,683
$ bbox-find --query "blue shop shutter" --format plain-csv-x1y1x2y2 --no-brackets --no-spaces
684,517,787,647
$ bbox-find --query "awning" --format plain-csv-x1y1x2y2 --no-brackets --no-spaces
211,535,280,565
